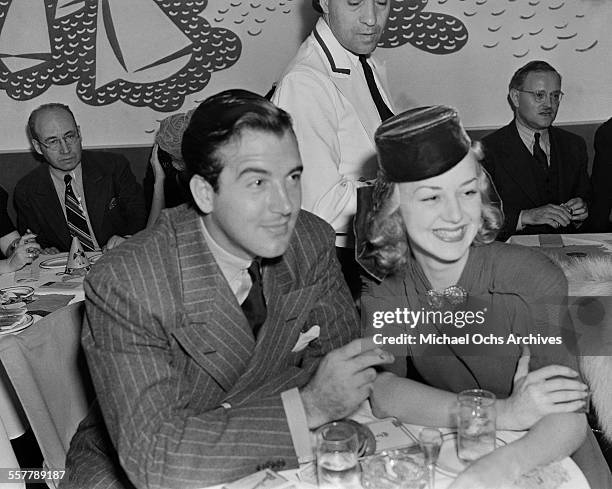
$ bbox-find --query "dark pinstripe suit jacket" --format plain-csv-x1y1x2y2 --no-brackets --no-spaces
63,205,359,489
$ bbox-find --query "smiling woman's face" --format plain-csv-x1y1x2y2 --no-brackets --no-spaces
398,151,482,268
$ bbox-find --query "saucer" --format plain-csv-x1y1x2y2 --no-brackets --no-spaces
0,314,34,335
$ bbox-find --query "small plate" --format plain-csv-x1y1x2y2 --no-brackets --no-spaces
40,252,102,269
39,254,68,269
0,314,33,335
436,431,507,477
0,286,34,300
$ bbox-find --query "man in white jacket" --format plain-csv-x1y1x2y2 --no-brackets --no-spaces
272,0,394,298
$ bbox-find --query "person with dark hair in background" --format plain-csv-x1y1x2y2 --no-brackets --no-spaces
588,117,612,232
15,103,146,252
482,61,591,241
272,0,394,299
0,186,41,274
143,110,194,228
62,89,392,489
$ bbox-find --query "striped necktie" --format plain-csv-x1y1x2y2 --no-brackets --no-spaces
64,175,96,251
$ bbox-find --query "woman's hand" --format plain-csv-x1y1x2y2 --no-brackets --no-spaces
498,346,588,430
150,143,165,183
7,232,41,271
448,450,517,489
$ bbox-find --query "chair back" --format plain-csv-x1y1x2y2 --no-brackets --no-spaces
0,302,94,474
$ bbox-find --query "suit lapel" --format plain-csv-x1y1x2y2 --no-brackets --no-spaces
331,75,380,146
496,123,541,205
227,251,319,398
171,211,254,392
81,156,107,241
313,20,380,145
548,127,569,199
33,168,70,248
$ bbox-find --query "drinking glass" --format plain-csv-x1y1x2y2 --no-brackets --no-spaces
456,389,496,463
316,421,360,489
419,428,442,489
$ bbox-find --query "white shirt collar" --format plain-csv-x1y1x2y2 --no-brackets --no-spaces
313,17,361,75
515,118,550,155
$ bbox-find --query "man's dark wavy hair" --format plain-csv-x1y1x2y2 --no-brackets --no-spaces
181,89,294,197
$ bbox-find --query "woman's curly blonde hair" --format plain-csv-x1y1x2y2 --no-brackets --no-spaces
364,143,504,276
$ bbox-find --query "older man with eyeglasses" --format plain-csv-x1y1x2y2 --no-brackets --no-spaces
14,103,146,252
482,60,591,240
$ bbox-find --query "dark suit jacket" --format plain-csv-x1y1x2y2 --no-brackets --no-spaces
588,117,612,232
482,121,591,241
62,206,359,489
14,151,146,251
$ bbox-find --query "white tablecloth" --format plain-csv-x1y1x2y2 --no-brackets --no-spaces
203,402,590,489
0,252,92,439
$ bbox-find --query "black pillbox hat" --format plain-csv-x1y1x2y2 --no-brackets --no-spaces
375,105,471,182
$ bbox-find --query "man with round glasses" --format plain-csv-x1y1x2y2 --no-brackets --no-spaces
483,60,591,240
14,103,146,252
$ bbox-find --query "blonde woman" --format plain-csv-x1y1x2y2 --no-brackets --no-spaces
358,106,610,489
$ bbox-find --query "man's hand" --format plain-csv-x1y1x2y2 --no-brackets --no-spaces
300,337,394,429
498,347,588,430
7,232,41,271
41,247,60,255
521,204,571,228
563,197,588,222
104,235,126,251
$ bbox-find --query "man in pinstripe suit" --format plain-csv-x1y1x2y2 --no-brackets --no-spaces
62,90,393,489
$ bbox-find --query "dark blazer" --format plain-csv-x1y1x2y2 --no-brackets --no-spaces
482,121,591,240
588,117,612,232
62,206,359,489
14,151,146,251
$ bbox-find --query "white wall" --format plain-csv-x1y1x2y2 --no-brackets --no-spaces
0,0,610,152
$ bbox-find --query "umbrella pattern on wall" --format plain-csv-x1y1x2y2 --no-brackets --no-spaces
0,0,241,111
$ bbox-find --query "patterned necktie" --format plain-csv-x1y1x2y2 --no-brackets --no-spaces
533,132,548,172
359,55,393,122
64,175,96,251
241,260,267,336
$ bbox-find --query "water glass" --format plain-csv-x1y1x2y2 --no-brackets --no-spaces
456,389,496,463
316,421,360,489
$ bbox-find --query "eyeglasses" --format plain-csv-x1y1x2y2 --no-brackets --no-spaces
517,89,564,104
36,131,80,151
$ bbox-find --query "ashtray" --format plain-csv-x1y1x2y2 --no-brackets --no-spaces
361,448,427,489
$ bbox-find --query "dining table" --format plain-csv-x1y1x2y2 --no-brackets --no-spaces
0,251,101,440
508,232,612,261
203,403,590,489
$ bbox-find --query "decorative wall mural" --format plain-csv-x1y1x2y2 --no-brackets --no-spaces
457,0,600,57
211,0,297,37
0,0,241,111
378,0,599,57
379,0,469,54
